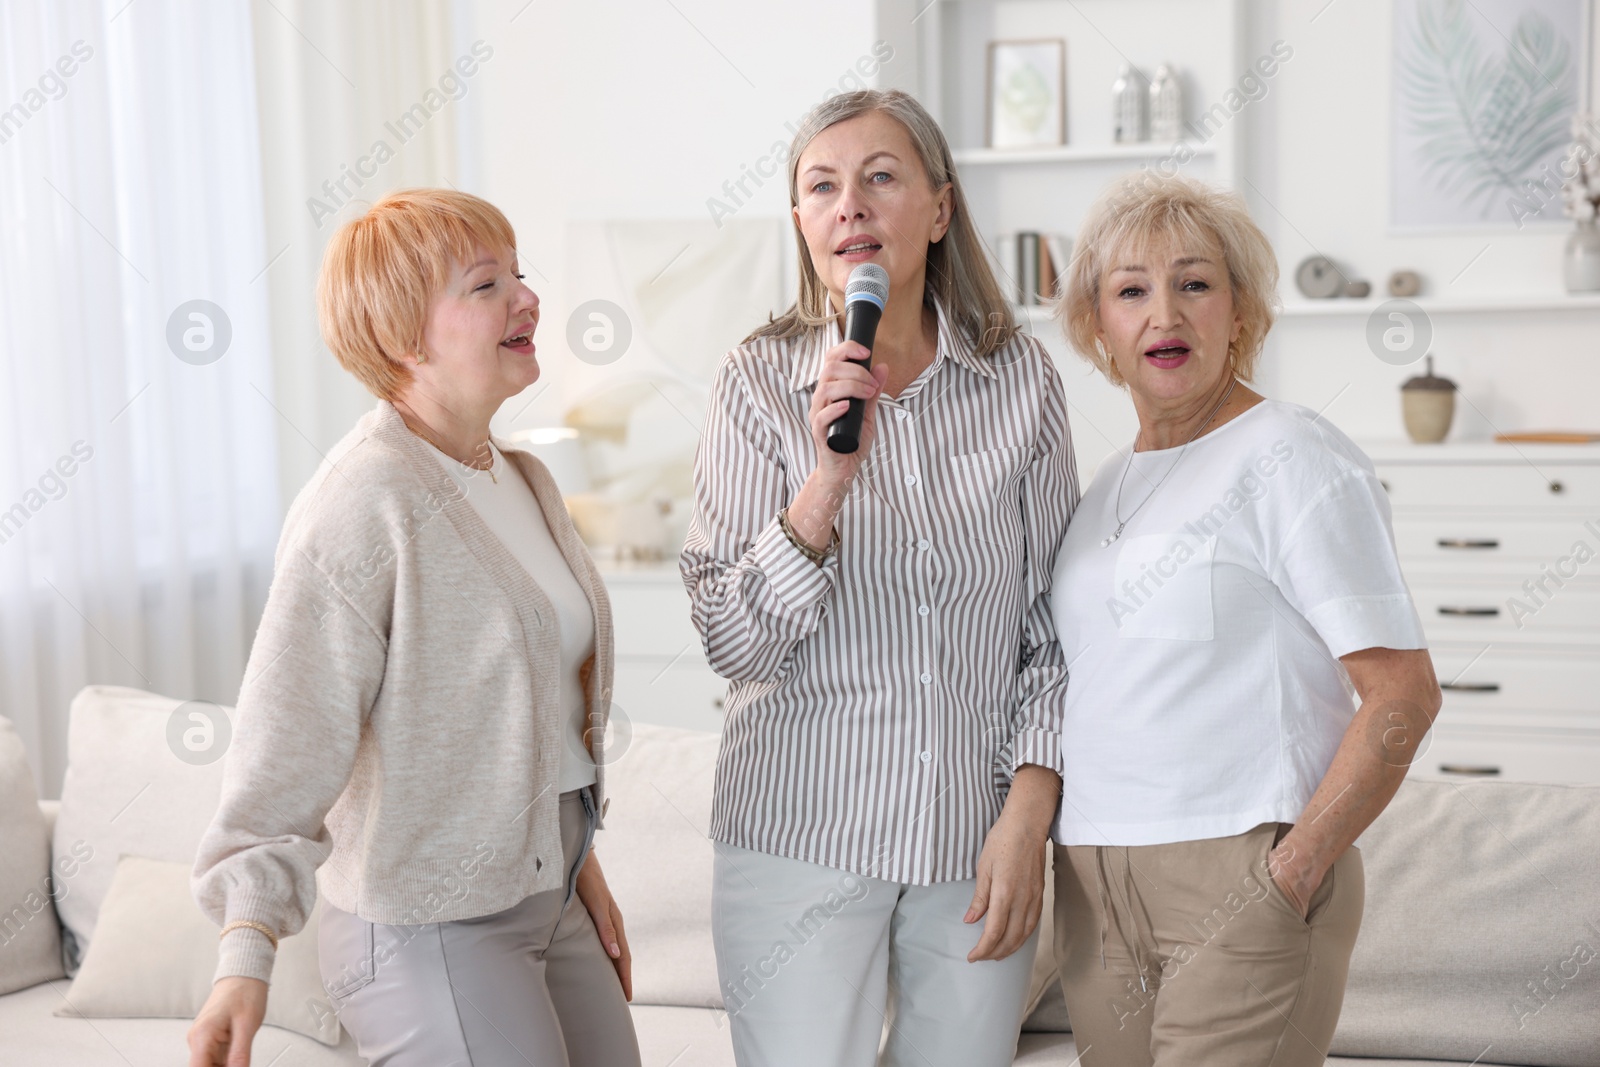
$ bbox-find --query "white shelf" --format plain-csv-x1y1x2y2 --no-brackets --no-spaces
1278,294,1600,317
953,142,1215,166
1358,440,1600,463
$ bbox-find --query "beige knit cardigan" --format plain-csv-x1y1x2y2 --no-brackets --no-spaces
192,400,614,983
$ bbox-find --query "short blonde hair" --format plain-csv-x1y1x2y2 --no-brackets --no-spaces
748,89,1018,358
1058,172,1278,386
317,188,517,400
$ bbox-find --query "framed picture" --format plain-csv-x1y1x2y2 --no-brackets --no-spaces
1390,0,1589,229
987,39,1066,150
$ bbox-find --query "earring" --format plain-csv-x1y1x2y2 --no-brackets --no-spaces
415,352,426,365
1094,338,1109,360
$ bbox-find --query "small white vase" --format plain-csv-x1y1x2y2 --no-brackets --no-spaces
1564,218,1600,293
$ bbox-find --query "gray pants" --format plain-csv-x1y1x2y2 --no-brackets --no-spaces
712,843,1039,1067
318,788,641,1067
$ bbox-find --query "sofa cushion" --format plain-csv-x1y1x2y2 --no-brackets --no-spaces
53,687,229,971
0,715,65,995
56,855,339,1045
601,722,723,1007
1,978,363,1066
1331,778,1600,1066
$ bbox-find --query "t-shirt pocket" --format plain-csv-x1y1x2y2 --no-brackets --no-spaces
1109,532,1216,641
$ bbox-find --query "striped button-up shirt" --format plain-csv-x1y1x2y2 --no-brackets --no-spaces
680,301,1080,885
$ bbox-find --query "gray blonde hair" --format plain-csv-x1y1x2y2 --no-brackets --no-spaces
1058,172,1279,386
747,89,1017,358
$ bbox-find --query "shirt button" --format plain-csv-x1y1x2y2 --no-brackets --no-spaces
916,538,931,551
894,408,909,420
919,672,932,684
904,474,918,487
918,605,930,616
919,750,933,763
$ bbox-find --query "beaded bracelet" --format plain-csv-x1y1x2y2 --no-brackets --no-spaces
219,919,279,951
777,508,838,564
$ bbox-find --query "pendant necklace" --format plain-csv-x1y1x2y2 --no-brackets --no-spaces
1101,378,1236,548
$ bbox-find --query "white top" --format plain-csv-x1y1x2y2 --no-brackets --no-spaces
426,441,597,793
1049,399,1426,847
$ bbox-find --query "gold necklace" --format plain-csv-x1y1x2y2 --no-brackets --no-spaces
403,416,497,483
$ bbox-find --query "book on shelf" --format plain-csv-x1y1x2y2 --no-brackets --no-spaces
994,232,1073,307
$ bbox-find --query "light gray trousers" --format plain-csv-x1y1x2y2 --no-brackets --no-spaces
712,843,1039,1067
318,788,641,1067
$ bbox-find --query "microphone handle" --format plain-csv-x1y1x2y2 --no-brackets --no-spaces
826,300,883,454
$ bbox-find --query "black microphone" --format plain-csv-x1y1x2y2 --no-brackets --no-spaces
826,263,889,454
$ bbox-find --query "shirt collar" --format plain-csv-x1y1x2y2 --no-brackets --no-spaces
785,297,1001,393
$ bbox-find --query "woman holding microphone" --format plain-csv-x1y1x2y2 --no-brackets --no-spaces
681,89,1079,1067
187,189,639,1067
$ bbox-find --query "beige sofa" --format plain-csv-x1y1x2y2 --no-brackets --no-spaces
1,686,1595,1066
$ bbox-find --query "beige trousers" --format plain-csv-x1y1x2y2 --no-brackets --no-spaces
1054,822,1363,1067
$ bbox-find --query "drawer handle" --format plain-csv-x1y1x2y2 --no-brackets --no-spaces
1440,682,1501,693
712,695,724,709
1437,538,1500,549
1438,763,1501,776
1437,606,1501,617
1549,480,1565,495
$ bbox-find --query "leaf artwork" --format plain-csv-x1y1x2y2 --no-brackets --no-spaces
1398,0,1575,218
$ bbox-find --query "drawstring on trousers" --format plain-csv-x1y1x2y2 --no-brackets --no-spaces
1094,845,1156,994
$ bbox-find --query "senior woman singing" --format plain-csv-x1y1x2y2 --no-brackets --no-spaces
681,89,1078,1067
1047,173,1442,1065
187,190,640,1067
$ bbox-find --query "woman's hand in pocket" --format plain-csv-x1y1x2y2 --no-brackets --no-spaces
1267,835,1326,920
577,853,633,1001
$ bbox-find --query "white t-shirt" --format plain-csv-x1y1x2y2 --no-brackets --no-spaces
1049,399,1426,847
425,441,597,793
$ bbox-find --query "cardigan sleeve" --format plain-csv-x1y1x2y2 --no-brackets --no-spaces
191,547,387,983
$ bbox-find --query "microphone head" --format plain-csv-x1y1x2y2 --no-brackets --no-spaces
844,263,889,310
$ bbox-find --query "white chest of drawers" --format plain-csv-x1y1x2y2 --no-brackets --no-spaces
1365,442,1600,783
600,564,727,736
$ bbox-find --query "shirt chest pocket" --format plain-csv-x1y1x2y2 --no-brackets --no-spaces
1110,532,1215,641
946,446,1028,543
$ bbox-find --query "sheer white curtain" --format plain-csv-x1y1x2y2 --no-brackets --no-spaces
250,0,477,505
0,1,280,796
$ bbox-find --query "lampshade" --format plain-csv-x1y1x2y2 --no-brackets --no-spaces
505,426,591,494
